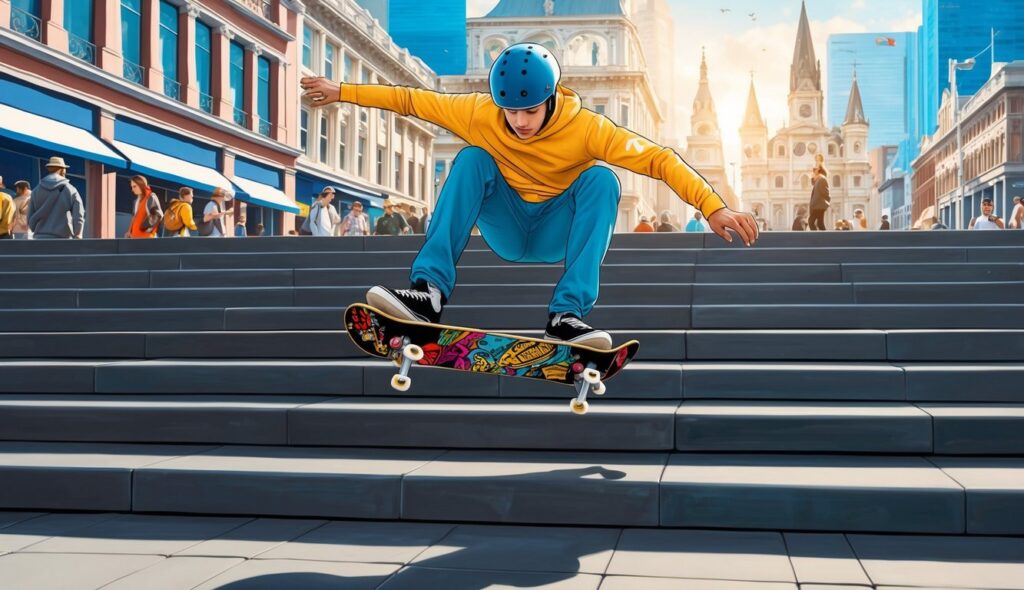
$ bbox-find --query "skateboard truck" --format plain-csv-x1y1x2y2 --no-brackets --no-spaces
569,361,606,415
389,336,424,392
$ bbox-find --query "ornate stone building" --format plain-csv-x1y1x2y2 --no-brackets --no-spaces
739,1,873,230
434,0,665,231
684,50,739,212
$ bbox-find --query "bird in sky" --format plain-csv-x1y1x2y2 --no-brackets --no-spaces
748,12,757,20
720,8,731,13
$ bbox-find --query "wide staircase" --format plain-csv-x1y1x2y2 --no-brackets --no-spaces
1,231,1022,536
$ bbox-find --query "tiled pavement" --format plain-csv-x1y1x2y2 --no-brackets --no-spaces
0,511,1022,589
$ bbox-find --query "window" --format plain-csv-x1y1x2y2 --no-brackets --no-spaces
434,161,445,195
302,25,312,69
854,142,862,154
344,54,353,82
229,42,245,125
419,164,426,199
319,115,328,163
324,43,335,80
120,0,142,80
257,56,271,136
828,143,837,156
833,175,842,188
338,121,347,170
300,109,309,154
376,148,384,184
800,174,810,190
379,109,388,132
774,176,784,188
776,144,786,157
620,104,629,127
483,37,507,67
158,1,178,98
854,175,862,188
64,0,94,62
408,159,415,195
195,21,212,112
594,103,606,116
357,136,366,176
394,154,401,189
361,67,371,84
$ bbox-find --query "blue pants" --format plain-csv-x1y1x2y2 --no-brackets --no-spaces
411,147,620,317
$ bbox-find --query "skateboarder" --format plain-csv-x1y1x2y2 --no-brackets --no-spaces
301,43,758,349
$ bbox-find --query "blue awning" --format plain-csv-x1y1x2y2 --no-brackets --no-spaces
0,103,127,168
231,176,300,214
112,140,235,196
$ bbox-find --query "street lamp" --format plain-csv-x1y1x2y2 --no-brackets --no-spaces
949,57,975,229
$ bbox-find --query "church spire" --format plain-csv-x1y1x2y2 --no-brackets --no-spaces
843,70,867,125
693,46,716,117
742,75,765,129
790,0,821,92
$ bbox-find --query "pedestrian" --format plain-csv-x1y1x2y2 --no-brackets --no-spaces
632,216,654,232
235,216,248,237
28,156,85,239
879,214,890,230
791,208,808,231
162,187,197,237
301,41,756,348
852,208,867,230
656,211,678,232
808,165,830,231
339,200,370,236
306,186,336,237
406,205,422,234
11,180,32,239
930,216,948,230
200,187,232,237
1008,196,1023,229
254,223,265,237
0,176,14,239
684,211,707,232
968,198,1005,230
126,175,162,239
421,207,431,234
374,199,409,236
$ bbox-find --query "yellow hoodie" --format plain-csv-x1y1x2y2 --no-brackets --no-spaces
339,84,728,219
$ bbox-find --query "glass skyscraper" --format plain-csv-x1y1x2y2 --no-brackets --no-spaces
357,0,466,76
828,32,916,150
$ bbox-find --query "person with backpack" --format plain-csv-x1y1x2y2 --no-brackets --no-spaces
199,187,232,237
28,156,85,239
126,175,162,239
163,187,198,237
304,186,336,237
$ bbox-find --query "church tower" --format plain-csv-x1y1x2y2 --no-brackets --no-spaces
739,75,768,203
788,1,824,127
841,71,869,163
685,49,737,209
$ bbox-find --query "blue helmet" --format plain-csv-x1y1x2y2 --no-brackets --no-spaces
488,43,561,109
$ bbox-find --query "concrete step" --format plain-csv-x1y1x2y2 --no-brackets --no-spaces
920,404,1024,455
842,262,1024,282
853,282,1024,304
693,304,1024,329
680,362,906,401
685,330,887,361
887,330,1024,361
1,442,1020,533
902,364,1024,402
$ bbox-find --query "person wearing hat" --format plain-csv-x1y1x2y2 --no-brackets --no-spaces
339,200,370,236
307,186,337,237
879,214,890,230
373,200,410,236
632,216,654,232
28,156,85,239
0,176,15,239
302,43,757,349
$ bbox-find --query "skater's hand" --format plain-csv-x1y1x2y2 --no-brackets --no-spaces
708,208,759,246
301,76,341,106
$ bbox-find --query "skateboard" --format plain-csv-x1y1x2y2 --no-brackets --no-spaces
344,303,640,414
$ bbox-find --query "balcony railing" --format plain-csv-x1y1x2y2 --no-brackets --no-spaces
199,92,214,114
239,0,273,21
163,76,181,101
10,7,41,41
123,59,144,85
257,117,272,137
233,107,248,127
68,33,96,64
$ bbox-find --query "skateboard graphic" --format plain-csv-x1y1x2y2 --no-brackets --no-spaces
344,303,640,414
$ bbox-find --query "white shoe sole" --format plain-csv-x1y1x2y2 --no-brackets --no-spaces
544,332,613,350
366,286,430,323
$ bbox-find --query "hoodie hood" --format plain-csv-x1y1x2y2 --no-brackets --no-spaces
504,85,583,144
39,172,70,191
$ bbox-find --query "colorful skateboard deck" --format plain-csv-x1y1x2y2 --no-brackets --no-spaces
344,303,640,413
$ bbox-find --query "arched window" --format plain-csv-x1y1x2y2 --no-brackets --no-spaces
828,143,837,156
854,141,862,154
523,35,558,54
567,34,607,66
777,144,786,157
800,174,810,190
483,37,508,67
775,176,784,188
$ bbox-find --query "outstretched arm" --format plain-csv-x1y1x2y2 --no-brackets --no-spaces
585,114,759,246
301,77,480,140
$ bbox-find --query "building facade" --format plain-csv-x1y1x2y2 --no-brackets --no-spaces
684,50,738,213
0,0,305,237
355,0,466,76
828,32,915,150
739,1,874,231
299,0,439,225
911,61,1024,229
434,0,668,232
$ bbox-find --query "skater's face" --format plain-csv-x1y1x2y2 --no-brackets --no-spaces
504,103,547,139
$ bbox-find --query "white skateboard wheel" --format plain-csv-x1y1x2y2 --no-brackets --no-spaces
570,399,589,415
593,381,606,396
583,368,601,385
404,344,424,362
391,374,411,392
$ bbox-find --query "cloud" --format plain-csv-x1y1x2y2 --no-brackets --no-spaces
888,9,922,32
852,0,866,8
467,0,499,18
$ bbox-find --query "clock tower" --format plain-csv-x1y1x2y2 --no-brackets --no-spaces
788,1,823,127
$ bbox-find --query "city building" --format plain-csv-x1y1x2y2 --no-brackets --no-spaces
0,0,305,237
299,0,440,222
355,0,466,76
684,50,738,213
739,1,874,231
911,61,1024,229
828,32,916,150
435,0,668,231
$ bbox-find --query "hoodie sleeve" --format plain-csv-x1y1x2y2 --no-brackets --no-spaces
340,84,480,141
70,187,85,238
584,114,728,220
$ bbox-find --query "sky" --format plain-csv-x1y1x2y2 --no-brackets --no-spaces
465,0,922,191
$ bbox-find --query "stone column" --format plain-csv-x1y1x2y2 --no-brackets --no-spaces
42,0,69,52
94,0,123,76
141,0,164,93
212,25,234,123
282,168,296,235
244,44,260,133
90,110,119,239
178,2,200,108
0,0,11,33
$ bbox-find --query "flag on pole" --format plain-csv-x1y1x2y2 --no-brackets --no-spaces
875,36,897,46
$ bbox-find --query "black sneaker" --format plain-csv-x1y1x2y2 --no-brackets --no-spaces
544,312,612,350
367,279,446,324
